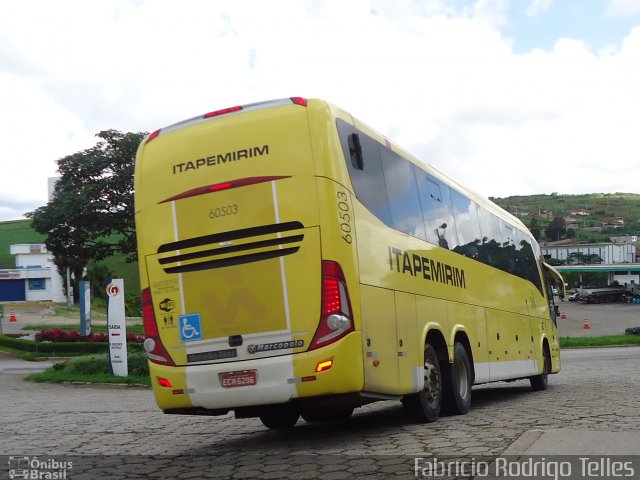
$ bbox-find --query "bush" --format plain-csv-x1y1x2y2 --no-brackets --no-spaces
127,353,150,376
125,293,141,317
67,355,111,375
58,353,148,376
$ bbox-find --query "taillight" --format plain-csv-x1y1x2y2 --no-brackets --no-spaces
204,105,243,118
141,288,175,366
145,129,161,144
290,97,307,106
159,176,290,203
309,261,354,350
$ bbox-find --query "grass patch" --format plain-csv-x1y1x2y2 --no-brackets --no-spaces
560,335,640,348
0,219,46,268
51,303,108,320
27,353,150,386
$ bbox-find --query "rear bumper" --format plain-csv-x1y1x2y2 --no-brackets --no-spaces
149,332,364,411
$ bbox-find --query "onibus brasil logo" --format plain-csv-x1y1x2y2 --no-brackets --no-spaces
8,456,72,479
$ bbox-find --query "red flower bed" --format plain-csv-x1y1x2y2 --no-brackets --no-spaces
36,329,144,343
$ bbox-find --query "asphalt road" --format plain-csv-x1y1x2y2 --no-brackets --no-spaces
555,299,640,337
1,347,639,479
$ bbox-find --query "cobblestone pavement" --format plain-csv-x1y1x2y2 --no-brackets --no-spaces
1,347,639,479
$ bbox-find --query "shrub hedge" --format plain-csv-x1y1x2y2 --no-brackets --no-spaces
0,335,144,354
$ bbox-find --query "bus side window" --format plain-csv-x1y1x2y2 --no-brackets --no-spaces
450,189,482,259
476,206,502,267
380,150,426,240
499,221,517,273
516,230,544,294
415,171,457,249
337,119,392,226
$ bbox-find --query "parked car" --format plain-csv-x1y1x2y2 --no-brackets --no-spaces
625,327,640,336
568,292,579,302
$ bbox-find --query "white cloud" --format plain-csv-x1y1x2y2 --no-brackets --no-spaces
525,0,553,17
0,0,639,222
608,0,640,15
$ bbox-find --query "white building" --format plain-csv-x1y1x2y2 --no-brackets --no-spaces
0,244,65,302
541,243,636,265
610,235,638,245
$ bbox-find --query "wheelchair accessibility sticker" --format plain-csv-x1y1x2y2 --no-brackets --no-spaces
179,313,203,342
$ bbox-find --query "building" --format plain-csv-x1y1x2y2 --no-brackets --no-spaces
570,209,590,216
541,243,636,265
601,217,625,229
610,235,638,244
0,244,65,302
555,264,640,289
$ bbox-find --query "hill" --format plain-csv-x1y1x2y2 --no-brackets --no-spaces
490,192,640,242
0,219,46,268
0,219,139,297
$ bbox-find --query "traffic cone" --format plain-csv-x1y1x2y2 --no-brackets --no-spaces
560,312,567,320
8,308,17,322
583,320,590,330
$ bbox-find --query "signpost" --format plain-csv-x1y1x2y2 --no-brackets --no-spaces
79,281,91,337
106,279,128,377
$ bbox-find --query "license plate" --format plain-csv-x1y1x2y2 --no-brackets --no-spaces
220,370,257,388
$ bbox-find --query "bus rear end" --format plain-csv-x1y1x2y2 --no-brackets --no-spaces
134,98,363,427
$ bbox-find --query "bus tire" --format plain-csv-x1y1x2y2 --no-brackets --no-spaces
443,342,472,415
301,407,354,423
530,345,550,391
402,344,442,423
259,411,300,429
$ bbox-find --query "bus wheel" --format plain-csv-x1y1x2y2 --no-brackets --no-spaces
301,407,354,423
259,411,300,429
530,345,550,391
443,342,472,415
402,344,442,422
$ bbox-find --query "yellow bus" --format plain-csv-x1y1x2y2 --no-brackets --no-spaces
134,97,561,429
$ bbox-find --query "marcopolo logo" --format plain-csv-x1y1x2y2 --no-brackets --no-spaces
8,456,72,479
247,340,304,354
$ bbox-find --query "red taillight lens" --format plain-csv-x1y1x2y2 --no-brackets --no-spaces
145,129,161,144
158,377,172,388
141,288,175,366
322,277,342,315
290,97,307,106
159,176,290,203
204,105,243,118
142,288,158,337
210,182,233,192
309,261,354,350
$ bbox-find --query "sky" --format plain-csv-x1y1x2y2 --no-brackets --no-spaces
1,0,640,221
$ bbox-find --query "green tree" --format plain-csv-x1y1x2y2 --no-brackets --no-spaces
527,216,541,241
567,252,603,265
544,216,566,241
27,130,146,299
